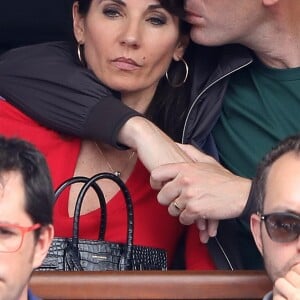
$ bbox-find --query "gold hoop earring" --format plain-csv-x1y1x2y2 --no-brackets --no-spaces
77,43,84,65
165,58,189,88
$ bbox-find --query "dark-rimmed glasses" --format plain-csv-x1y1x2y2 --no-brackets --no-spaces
258,212,300,243
0,223,41,253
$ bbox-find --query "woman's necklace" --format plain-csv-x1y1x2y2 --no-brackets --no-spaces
94,142,135,177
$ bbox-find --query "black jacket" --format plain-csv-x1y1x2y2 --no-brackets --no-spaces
178,43,261,270
0,41,260,269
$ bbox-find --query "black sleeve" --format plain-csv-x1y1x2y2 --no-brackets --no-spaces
0,41,141,147
240,180,255,221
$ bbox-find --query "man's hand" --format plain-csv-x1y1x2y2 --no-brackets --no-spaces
273,264,300,299
150,144,251,242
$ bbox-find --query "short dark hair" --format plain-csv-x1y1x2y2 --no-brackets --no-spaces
252,134,300,213
0,136,54,230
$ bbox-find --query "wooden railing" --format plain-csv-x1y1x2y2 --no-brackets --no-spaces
30,270,272,300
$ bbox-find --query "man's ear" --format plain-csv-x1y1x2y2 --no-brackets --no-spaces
173,35,190,61
250,214,264,255
32,225,54,269
72,2,85,44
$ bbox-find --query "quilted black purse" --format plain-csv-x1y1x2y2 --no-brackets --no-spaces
38,173,167,271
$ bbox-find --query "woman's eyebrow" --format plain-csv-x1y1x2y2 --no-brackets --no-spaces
149,4,163,10
99,0,126,6
99,0,163,10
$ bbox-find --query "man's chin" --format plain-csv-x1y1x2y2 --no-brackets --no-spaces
190,28,224,47
190,28,206,45
267,260,300,283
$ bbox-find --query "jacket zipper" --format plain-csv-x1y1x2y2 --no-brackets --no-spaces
181,60,253,144
180,59,253,270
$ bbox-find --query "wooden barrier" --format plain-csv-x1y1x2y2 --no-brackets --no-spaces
30,270,272,300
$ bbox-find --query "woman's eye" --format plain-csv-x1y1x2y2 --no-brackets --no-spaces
147,16,166,26
103,7,121,18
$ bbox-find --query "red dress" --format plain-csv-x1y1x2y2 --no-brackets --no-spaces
0,99,215,269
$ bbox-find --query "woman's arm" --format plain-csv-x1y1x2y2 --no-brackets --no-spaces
0,41,191,169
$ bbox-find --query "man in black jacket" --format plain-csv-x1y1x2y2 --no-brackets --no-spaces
151,0,300,269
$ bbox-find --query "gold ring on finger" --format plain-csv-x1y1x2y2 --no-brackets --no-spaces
173,200,184,212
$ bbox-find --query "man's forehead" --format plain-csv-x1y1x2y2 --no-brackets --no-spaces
264,152,300,212
0,170,26,214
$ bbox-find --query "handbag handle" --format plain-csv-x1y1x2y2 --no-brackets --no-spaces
72,173,134,265
54,176,107,240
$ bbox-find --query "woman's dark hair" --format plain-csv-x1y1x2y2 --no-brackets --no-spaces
74,0,192,141
146,0,192,141
159,0,189,33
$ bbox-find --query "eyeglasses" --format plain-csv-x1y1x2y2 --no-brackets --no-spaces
259,212,300,243
0,223,41,253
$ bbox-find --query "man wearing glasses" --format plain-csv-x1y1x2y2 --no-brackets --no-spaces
0,136,54,300
250,135,300,299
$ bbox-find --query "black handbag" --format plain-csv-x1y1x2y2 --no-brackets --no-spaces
38,173,167,271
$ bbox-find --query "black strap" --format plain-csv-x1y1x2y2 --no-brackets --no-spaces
54,176,107,240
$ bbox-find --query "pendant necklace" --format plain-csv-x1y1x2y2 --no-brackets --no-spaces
94,142,136,177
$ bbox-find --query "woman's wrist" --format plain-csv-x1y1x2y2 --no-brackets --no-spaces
118,116,190,171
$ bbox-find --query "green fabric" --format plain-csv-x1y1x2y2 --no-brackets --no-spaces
213,59,300,269
214,59,300,179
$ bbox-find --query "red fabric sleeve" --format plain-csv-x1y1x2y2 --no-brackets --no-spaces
185,224,216,270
